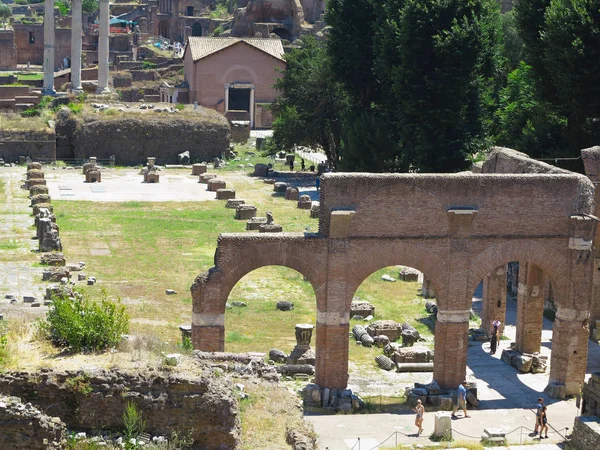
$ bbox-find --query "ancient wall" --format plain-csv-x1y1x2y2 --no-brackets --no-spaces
0,130,56,162
0,369,240,449
193,172,595,395
570,373,600,450
0,395,66,450
14,25,71,66
55,107,230,165
0,30,18,70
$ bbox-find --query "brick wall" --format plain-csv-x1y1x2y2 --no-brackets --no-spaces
0,29,18,70
14,24,71,66
0,130,56,162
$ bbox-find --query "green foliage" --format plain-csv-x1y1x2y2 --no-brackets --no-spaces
374,0,503,172
141,60,156,70
0,321,8,367
102,108,117,115
39,289,129,352
21,108,41,118
56,0,69,16
82,0,99,14
499,10,524,72
67,102,84,114
212,25,224,36
179,335,193,351
123,402,146,449
271,36,348,168
0,4,12,28
64,374,93,396
175,103,185,111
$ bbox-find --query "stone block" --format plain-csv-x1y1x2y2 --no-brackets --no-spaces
192,164,207,175
273,182,288,193
310,203,320,219
246,217,267,230
408,392,427,407
199,173,217,183
259,224,283,233
254,163,268,177
515,355,533,373
366,320,401,341
225,199,245,209
302,384,321,407
545,382,566,399
297,195,312,209
433,412,452,439
42,267,70,282
216,189,235,200
40,252,66,266
285,187,299,201
235,205,257,220
207,179,226,192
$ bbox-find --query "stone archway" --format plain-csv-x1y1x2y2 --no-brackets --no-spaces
192,172,595,396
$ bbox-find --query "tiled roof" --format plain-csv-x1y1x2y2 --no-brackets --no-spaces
186,37,285,62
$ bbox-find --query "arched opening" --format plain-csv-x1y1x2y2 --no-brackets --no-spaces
158,20,170,40
271,27,291,41
224,266,317,356
466,261,556,409
347,265,436,401
191,22,202,37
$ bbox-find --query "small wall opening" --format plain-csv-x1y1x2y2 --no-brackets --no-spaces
192,22,202,36
228,87,250,112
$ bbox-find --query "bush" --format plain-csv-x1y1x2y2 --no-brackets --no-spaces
141,60,156,70
38,290,129,352
0,321,8,367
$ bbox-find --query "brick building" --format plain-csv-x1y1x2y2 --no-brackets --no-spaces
183,37,284,129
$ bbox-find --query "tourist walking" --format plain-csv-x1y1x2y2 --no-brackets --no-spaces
413,399,424,434
534,397,544,435
490,321,499,355
451,381,470,418
540,406,549,438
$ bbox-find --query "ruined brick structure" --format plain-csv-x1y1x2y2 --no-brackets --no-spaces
192,170,594,397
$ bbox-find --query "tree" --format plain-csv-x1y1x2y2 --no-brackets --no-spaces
82,0,99,14
270,37,348,169
326,0,379,109
374,0,503,172
0,4,12,29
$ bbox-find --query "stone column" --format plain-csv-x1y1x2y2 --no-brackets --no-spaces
481,265,507,335
42,0,56,94
434,309,470,389
191,273,225,352
546,308,590,398
315,211,352,389
422,278,436,299
70,0,83,93
96,0,110,94
581,146,600,340
515,263,544,354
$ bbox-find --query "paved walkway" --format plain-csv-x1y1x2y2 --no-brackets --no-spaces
307,288,600,449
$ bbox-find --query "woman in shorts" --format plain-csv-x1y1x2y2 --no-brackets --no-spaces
413,399,424,435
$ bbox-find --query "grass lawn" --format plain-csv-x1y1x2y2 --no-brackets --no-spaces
17,73,43,81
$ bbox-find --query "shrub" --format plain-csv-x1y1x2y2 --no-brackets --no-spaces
175,103,185,111
141,60,156,70
39,290,129,352
123,402,146,448
0,321,8,367
67,102,83,114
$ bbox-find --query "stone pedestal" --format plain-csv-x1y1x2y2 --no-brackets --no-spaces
287,324,316,365
516,263,544,354
433,412,452,439
42,0,56,95
192,164,207,175
96,0,110,94
70,0,83,92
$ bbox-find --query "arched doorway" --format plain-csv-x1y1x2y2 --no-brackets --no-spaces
224,266,317,354
192,22,202,37
158,20,170,39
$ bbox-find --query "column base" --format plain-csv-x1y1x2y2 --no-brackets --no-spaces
96,87,111,95
41,88,56,95
544,380,582,399
71,87,84,95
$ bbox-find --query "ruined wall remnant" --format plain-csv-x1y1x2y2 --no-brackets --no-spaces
570,374,600,450
0,369,241,450
55,108,230,166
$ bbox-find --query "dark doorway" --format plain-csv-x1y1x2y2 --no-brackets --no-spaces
228,88,250,112
158,20,170,39
192,22,202,36
271,27,291,41
187,6,194,16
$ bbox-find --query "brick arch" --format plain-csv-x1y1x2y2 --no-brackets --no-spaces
220,64,258,85
467,240,569,305
345,240,448,308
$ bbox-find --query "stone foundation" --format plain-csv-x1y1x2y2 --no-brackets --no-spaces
216,188,235,200
0,369,240,450
571,416,600,450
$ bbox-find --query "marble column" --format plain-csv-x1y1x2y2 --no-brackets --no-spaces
96,0,110,94
70,0,83,93
42,0,56,94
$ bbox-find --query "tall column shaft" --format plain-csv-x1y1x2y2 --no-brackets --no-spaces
71,0,83,92
42,0,56,94
515,263,544,354
97,0,110,94
482,265,507,335
434,311,470,389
